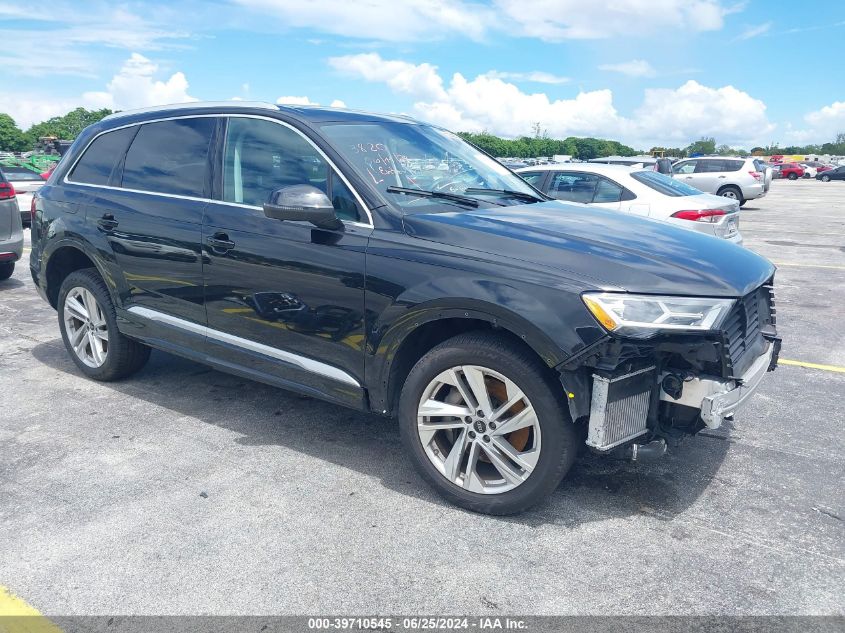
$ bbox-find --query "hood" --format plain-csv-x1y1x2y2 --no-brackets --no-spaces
403,201,774,297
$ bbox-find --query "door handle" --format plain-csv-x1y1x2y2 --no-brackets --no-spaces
97,213,118,231
207,232,235,253
717,175,726,178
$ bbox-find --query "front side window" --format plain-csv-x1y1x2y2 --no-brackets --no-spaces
674,161,697,175
222,117,361,222
122,118,214,197
68,126,137,186
548,172,598,203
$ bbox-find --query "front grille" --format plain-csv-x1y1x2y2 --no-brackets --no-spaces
586,366,655,451
722,284,775,377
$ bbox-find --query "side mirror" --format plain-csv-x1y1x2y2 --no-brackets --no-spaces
263,184,342,230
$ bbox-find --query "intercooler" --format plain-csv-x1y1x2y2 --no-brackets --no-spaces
586,366,655,451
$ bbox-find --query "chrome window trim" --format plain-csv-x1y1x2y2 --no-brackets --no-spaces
63,112,375,228
127,306,361,388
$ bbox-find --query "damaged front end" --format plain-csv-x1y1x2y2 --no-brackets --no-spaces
559,282,780,457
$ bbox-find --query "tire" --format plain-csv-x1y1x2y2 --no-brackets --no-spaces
718,186,742,202
398,331,578,515
0,262,13,281
788,173,798,180
821,175,831,182
57,268,150,381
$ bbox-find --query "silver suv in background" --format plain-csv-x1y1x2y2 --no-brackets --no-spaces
672,157,766,207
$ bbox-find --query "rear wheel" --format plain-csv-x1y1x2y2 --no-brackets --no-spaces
718,185,742,205
398,332,578,515
58,268,150,381
0,262,13,281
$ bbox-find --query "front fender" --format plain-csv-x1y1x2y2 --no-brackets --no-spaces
365,274,606,413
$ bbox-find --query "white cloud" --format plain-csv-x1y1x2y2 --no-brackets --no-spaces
736,21,772,40
495,0,733,40
784,101,845,144
0,3,193,77
598,60,656,78
82,54,196,111
234,0,491,42
276,96,318,105
275,96,348,108
329,53,447,102
484,71,570,85
234,0,738,42
329,53,774,148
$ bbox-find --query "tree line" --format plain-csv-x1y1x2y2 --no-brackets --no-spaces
0,108,114,152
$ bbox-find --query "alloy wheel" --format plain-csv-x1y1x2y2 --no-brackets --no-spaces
416,365,541,494
721,189,739,199
63,287,109,368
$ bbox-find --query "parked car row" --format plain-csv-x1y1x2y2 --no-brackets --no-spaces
517,163,742,243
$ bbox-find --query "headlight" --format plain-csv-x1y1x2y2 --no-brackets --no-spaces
583,292,735,335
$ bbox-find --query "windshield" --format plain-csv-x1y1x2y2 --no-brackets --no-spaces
319,122,539,211
630,169,701,197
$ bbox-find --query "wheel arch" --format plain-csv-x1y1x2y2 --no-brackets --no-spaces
369,300,567,416
44,240,114,309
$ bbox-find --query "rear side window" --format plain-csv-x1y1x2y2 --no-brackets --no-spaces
122,118,215,197
695,160,725,173
68,126,137,186
548,172,598,203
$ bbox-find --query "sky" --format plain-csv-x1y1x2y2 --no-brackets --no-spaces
1,0,844,150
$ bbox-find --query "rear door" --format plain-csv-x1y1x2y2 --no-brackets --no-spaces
73,117,215,349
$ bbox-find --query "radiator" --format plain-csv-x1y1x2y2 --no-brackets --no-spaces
586,366,655,451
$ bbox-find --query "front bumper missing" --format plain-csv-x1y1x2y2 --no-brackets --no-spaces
659,341,778,429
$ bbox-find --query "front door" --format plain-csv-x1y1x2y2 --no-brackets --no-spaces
202,116,371,407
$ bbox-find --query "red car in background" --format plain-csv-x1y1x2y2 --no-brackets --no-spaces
776,163,805,180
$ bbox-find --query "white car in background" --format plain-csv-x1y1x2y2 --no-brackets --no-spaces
516,163,742,244
800,164,818,179
0,166,45,227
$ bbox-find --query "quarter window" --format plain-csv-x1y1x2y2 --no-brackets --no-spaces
593,178,624,203
68,126,137,186
223,117,361,222
121,118,214,197
519,171,545,186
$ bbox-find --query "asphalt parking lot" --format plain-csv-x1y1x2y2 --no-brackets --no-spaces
1,179,843,616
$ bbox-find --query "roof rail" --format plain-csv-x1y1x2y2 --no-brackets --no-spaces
102,101,278,121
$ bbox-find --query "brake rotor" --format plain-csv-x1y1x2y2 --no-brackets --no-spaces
485,376,530,452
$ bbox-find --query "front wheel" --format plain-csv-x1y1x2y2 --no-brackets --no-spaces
58,268,151,381
398,332,578,515
788,173,798,180
821,175,831,182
